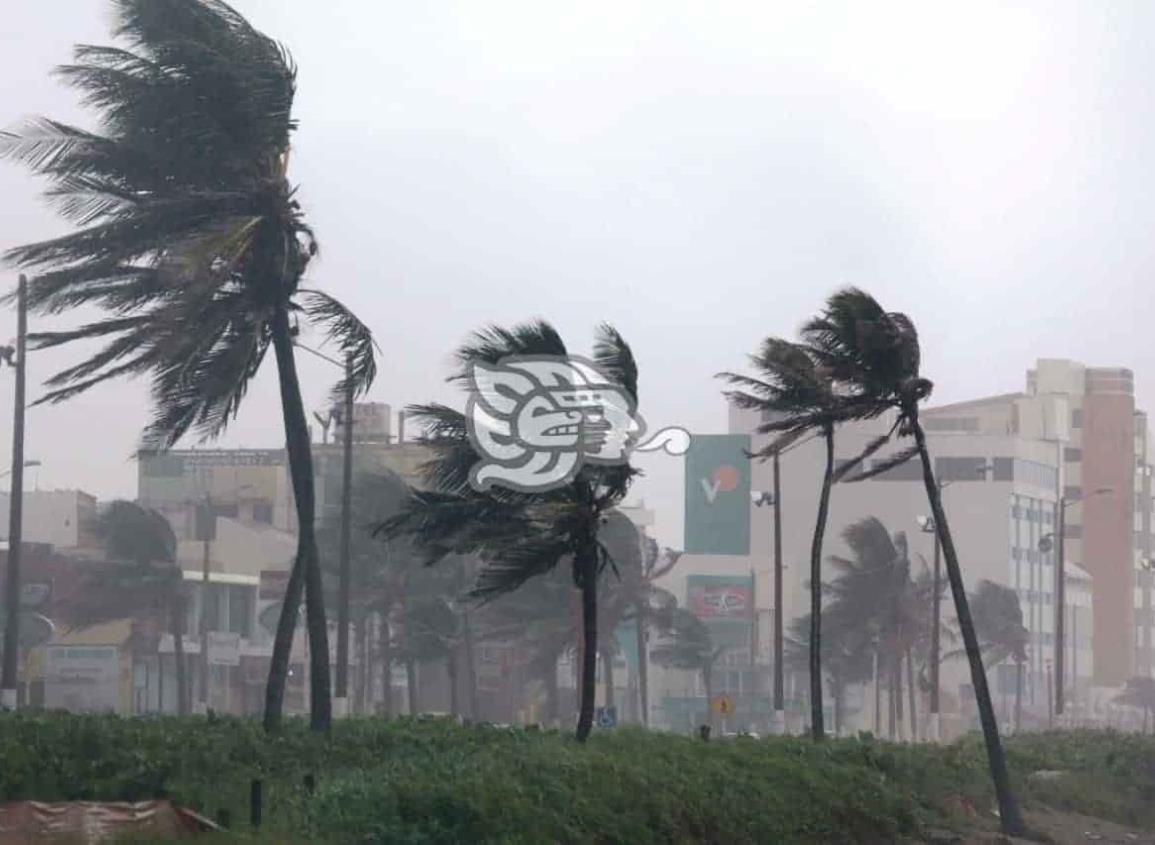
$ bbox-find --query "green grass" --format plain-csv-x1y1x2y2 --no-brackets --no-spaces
0,713,1151,843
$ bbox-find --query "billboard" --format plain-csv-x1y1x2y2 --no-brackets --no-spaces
684,434,751,555
687,575,754,620
45,645,121,713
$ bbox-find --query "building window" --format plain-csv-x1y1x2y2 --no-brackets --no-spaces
1063,523,1083,540
1072,409,1084,428
252,503,273,524
992,457,1014,482
228,585,252,638
1064,486,1083,502
936,456,992,482
1064,447,1082,461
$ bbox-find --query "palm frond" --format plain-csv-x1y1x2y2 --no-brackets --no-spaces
593,323,637,402
299,289,378,402
841,445,919,482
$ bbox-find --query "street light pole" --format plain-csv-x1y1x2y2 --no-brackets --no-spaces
772,449,783,728
335,354,354,718
1054,497,1066,717
199,492,212,713
1,276,27,710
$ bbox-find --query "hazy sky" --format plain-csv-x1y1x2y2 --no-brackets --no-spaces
2,1,1154,547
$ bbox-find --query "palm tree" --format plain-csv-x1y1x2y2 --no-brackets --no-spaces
722,338,857,740
57,501,189,714
393,594,458,715
803,288,1025,835
379,321,640,742
1114,677,1155,733
964,580,1029,732
649,607,725,731
0,0,377,732
785,607,873,736
823,517,932,739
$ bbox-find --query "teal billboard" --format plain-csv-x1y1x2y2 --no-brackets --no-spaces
684,434,751,555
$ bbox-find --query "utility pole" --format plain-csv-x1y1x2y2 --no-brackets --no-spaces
1054,498,1065,717
198,492,214,713
929,526,942,739
335,354,354,718
772,450,784,732
1,276,27,710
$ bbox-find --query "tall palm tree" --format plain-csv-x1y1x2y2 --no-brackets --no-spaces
58,501,189,713
649,607,725,731
721,338,855,740
803,288,1025,835
379,321,640,742
963,580,1029,732
0,0,377,732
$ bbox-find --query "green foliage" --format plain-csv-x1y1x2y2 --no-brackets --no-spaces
4,713,1151,843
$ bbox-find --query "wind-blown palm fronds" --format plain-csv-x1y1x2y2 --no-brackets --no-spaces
0,0,379,733
378,320,640,741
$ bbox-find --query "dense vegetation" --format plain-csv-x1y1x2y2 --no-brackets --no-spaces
0,713,1151,844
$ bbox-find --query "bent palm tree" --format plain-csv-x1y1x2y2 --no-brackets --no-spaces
721,338,851,740
379,321,640,741
0,0,376,732
58,501,189,713
804,288,1025,835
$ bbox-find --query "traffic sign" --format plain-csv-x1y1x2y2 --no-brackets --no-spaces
595,705,617,728
710,695,734,715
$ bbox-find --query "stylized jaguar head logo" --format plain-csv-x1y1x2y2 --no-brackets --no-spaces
465,355,689,493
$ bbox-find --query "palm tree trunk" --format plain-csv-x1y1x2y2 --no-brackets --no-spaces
602,650,615,709
575,538,599,743
888,667,897,739
807,425,835,741
171,596,189,716
447,650,460,717
635,607,649,727
894,654,905,741
406,660,418,715
379,610,393,718
354,614,367,714
544,654,560,725
265,308,331,732
874,652,881,735
1015,661,1023,733
911,412,1024,835
264,558,303,730
832,671,843,736
702,664,714,732
907,647,918,742
461,606,479,719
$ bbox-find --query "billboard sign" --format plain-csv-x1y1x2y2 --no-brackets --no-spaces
687,575,753,620
207,632,241,666
45,645,120,712
684,435,751,555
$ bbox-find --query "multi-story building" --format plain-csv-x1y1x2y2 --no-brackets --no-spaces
0,490,100,551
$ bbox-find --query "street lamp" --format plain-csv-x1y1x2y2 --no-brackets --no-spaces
0,461,40,482
752,449,785,735
1038,485,1113,718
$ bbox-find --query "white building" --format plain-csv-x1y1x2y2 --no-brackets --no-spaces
0,490,99,551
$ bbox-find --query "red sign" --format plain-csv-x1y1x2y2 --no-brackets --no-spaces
687,582,752,619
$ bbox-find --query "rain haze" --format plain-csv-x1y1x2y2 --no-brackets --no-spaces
1,0,1153,547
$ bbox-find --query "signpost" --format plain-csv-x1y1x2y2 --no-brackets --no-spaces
595,705,617,728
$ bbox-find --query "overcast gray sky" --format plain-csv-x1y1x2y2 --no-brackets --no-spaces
2,1,1154,547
